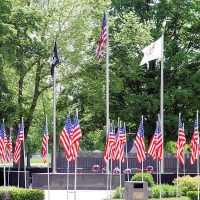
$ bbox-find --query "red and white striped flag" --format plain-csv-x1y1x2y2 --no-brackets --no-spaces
0,121,6,161
190,114,198,165
134,118,146,163
176,117,186,165
42,119,49,163
59,115,73,161
155,121,163,161
6,133,12,162
97,13,108,62
14,119,24,164
147,123,158,160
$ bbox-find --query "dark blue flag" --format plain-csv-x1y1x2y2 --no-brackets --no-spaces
51,37,59,77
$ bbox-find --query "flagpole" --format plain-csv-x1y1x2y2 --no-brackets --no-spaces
8,128,12,186
183,122,185,177
109,119,112,197
176,113,181,200
141,115,144,182
46,116,50,200
125,122,129,181
21,118,27,188
105,11,110,200
67,160,69,200
160,33,164,174
3,119,6,187
18,162,20,187
197,110,199,200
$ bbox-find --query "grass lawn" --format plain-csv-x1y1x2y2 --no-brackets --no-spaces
150,197,189,200
30,157,50,167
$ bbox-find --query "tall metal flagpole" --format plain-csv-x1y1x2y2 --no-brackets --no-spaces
125,122,129,181
22,117,27,188
53,67,57,173
158,114,161,200
183,123,186,176
141,115,144,182
3,119,6,187
160,34,164,174
105,11,110,199
8,128,12,186
197,110,199,200
46,116,50,200
176,113,181,200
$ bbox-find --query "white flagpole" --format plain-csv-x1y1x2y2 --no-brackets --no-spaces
3,119,6,187
105,11,110,200
8,128,12,186
125,122,129,181
46,116,50,200
197,110,199,200
160,33,164,174
141,115,144,182
22,117,27,188
18,161,20,187
176,113,181,200
67,160,69,200
52,56,57,174
74,159,77,200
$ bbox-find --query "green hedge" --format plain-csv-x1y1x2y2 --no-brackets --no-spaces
149,184,183,198
131,173,155,187
187,191,199,200
0,187,44,200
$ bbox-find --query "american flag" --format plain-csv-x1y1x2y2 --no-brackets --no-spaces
134,118,146,163
0,121,6,161
14,119,24,164
104,124,116,162
97,13,108,62
72,114,82,144
7,133,12,162
42,120,49,163
176,118,186,165
59,115,73,161
190,115,198,165
147,124,158,160
155,121,163,161
115,126,126,162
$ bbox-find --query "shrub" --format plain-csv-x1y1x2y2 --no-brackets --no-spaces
149,184,182,198
131,173,155,187
113,187,122,199
173,175,197,195
187,191,199,200
0,187,44,200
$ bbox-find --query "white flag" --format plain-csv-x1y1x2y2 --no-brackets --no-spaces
140,36,163,66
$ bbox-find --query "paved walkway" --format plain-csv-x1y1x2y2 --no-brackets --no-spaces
44,190,113,200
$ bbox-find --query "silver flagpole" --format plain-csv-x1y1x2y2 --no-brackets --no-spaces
74,159,77,200
53,55,57,174
105,11,110,200
158,115,161,200
125,122,129,181
3,119,6,187
160,33,164,174
8,129,11,186
142,115,144,182
183,123,185,176
119,120,122,200
22,117,27,188
197,110,199,200
18,161,20,187
67,160,69,200
46,116,50,200
176,113,181,200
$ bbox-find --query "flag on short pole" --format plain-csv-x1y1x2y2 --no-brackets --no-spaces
176,118,186,165
134,118,146,163
147,123,158,160
14,120,24,164
7,134,12,162
97,13,108,62
42,120,49,163
70,113,82,161
155,121,163,161
190,115,198,165
140,36,163,66
59,115,73,161
0,121,6,161
115,127,125,162
51,37,59,77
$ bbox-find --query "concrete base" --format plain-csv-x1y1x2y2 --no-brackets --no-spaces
32,173,125,190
